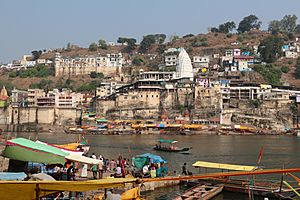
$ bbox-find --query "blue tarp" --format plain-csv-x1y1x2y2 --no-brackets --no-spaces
0,172,27,180
138,153,167,164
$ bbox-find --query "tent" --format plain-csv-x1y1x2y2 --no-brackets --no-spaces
137,153,167,164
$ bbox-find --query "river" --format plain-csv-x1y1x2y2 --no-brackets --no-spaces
18,133,300,199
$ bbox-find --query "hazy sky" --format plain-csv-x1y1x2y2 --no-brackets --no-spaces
1,0,299,63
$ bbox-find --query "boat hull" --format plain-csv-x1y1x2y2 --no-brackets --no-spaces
153,147,190,152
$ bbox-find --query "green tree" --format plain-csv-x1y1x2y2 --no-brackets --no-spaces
281,14,298,33
89,43,98,51
295,57,300,79
218,21,236,33
268,20,282,34
258,35,284,63
254,64,282,85
281,66,289,73
237,15,261,33
183,34,194,38
31,50,43,60
98,39,108,50
9,71,18,78
132,57,146,66
139,35,156,53
295,25,300,33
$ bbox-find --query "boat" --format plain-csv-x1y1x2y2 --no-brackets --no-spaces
153,139,191,153
173,184,224,200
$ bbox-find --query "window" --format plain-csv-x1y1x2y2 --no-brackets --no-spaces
152,95,154,98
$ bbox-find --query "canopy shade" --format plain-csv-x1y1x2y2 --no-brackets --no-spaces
0,178,137,200
96,118,108,123
192,161,257,171
65,154,100,165
0,172,27,181
137,153,167,164
3,138,68,164
159,139,177,144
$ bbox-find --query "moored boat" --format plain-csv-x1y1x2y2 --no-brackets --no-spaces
153,139,191,153
173,184,224,200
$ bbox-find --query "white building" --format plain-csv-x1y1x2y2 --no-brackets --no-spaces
165,55,178,66
193,56,210,68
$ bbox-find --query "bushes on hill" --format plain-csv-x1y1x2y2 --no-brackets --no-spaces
254,64,282,85
192,37,208,47
281,66,289,73
29,79,53,90
90,71,104,79
295,57,300,79
8,64,54,78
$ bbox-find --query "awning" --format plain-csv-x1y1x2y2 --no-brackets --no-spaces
159,139,177,144
3,138,68,164
96,118,108,123
65,154,100,165
192,161,257,171
0,178,137,200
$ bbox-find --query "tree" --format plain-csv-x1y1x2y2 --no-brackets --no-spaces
210,27,219,33
237,15,261,33
117,37,137,53
183,34,194,38
89,43,98,51
139,35,156,53
295,57,300,79
281,14,298,33
295,25,300,34
268,20,282,34
31,50,43,60
258,35,284,63
218,21,236,33
132,57,145,66
98,39,108,50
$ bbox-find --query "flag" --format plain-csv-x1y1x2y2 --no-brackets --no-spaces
257,147,264,165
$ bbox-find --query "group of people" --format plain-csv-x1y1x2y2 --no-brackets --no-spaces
89,153,130,179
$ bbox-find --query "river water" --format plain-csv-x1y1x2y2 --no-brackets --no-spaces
19,133,300,199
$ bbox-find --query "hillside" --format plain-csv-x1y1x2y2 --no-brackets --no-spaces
1,30,299,91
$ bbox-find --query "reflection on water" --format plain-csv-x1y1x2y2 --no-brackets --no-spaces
18,133,300,200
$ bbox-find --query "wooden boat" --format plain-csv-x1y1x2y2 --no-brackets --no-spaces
153,139,191,153
173,184,224,200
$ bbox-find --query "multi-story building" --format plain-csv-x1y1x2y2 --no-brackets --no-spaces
54,52,124,77
11,89,28,107
193,56,210,69
165,55,178,67
27,89,45,107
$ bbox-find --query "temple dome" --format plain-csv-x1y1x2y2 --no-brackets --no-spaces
176,48,194,80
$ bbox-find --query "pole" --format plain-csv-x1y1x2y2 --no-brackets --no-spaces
35,184,40,200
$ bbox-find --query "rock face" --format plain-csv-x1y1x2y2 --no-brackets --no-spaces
176,48,194,80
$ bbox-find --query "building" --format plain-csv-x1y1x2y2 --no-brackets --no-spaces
193,56,210,69
0,86,9,108
165,55,178,66
11,89,28,107
54,52,124,77
55,90,78,108
27,89,45,107
138,71,175,81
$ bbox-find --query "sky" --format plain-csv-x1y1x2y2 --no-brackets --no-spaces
1,0,300,63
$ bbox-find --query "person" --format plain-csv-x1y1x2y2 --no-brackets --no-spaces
91,164,98,179
67,163,75,181
91,153,97,159
121,158,126,178
150,164,156,178
81,164,88,178
114,165,122,178
182,163,188,175
109,159,117,172
98,158,104,179
142,165,150,177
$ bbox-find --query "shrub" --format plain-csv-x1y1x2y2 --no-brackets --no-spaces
254,64,282,85
9,71,18,78
281,66,289,73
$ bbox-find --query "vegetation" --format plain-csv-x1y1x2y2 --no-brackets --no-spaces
281,66,289,73
98,39,108,50
219,21,236,33
249,99,262,108
90,71,104,79
268,14,299,34
191,37,208,47
77,80,101,92
258,35,284,63
183,34,194,38
254,64,282,85
29,79,53,90
0,80,14,94
118,37,137,53
295,57,300,79
9,64,55,78
237,15,261,33
88,42,98,51
31,50,43,60
139,34,166,53
132,56,146,66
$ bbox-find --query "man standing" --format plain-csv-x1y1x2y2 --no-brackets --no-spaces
91,164,98,179
182,163,188,175
98,158,104,179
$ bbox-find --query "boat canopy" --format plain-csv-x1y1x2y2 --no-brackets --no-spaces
159,139,178,144
96,118,108,123
0,178,137,200
192,161,257,171
65,154,100,165
0,172,27,181
3,138,68,164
